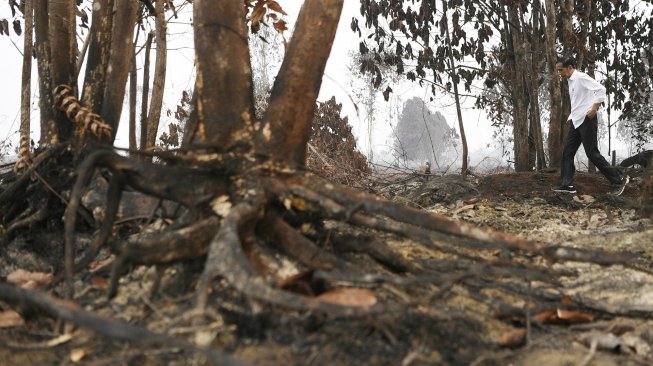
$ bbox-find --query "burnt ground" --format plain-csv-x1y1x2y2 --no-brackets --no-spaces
1,169,653,366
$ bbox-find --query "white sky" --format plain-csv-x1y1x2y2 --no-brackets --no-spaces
1,1,642,168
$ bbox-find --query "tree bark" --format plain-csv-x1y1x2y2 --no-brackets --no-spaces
140,32,154,153
48,0,77,142
33,0,55,145
101,0,138,142
441,0,468,176
506,3,530,171
19,0,34,164
81,0,115,113
259,0,344,165
545,0,563,168
193,0,254,147
530,0,546,170
145,0,167,150
129,38,138,154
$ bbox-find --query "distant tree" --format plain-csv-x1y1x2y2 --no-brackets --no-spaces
393,97,454,168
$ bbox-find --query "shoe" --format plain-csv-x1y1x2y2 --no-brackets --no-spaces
553,184,577,193
609,175,629,196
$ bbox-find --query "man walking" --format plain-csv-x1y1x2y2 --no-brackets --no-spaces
553,58,628,195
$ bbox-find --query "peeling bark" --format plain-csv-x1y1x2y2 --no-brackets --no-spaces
17,0,34,171
545,0,563,168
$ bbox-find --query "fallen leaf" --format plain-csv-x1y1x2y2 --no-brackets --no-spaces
556,309,597,324
499,328,526,347
7,269,54,288
533,309,557,324
0,310,24,328
47,334,73,347
316,288,377,308
70,348,87,362
573,194,595,204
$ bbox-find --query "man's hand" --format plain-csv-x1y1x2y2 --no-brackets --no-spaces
586,103,601,119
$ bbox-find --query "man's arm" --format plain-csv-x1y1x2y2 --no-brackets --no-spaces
583,75,606,118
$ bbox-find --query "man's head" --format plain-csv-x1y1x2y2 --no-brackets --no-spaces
556,58,575,79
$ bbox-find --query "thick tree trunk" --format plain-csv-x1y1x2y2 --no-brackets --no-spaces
140,32,154,153
193,0,255,148
258,0,344,165
18,0,34,166
101,0,138,141
545,0,563,168
81,0,115,113
49,0,77,142
145,0,167,150
506,4,531,171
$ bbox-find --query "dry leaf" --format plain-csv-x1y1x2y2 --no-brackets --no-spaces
7,269,54,288
533,309,557,324
556,309,597,324
573,194,595,204
498,328,526,347
316,288,377,308
0,310,24,328
70,348,87,362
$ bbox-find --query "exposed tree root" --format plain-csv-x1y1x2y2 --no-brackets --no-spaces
0,283,243,366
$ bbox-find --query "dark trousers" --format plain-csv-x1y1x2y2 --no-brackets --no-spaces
560,116,622,186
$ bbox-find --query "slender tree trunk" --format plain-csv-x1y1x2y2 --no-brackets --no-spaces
19,0,34,164
101,0,138,142
258,0,344,165
49,0,77,142
441,0,468,175
129,40,138,155
33,0,55,145
145,0,167,150
530,0,546,170
545,0,563,168
81,0,114,113
140,32,154,153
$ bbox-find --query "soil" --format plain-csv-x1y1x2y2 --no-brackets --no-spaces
1,169,652,366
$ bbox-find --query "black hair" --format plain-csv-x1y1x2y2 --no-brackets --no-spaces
556,57,575,68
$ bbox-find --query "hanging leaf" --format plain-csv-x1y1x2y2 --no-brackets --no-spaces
267,0,287,15
273,19,287,33
383,86,393,101
12,19,21,36
0,19,9,36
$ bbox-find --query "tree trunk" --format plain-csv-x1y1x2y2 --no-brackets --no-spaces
19,0,34,166
81,0,114,113
101,0,138,141
506,3,531,171
129,38,138,155
145,0,167,150
545,0,563,168
49,0,77,142
140,32,154,153
33,0,55,145
530,0,546,170
193,0,254,148
258,0,344,165
441,0,468,176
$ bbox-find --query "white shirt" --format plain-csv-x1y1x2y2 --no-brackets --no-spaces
567,70,606,128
